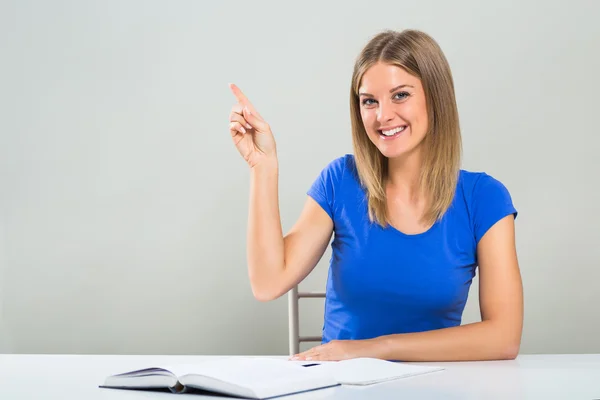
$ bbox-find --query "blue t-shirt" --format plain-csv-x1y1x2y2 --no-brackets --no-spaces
307,154,517,343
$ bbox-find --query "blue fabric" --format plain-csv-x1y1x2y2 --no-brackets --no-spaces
307,154,517,344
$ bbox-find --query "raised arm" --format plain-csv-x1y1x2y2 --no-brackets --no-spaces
229,84,333,301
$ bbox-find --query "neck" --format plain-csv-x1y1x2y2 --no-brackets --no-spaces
386,148,424,204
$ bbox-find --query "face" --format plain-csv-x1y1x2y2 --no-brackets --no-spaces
358,62,428,160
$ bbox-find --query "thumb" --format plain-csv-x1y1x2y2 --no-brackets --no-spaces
243,107,269,132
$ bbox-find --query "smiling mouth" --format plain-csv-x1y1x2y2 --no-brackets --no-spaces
378,126,407,138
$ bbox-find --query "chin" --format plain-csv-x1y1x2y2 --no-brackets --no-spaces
378,141,425,160
379,149,408,159
370,135,424,161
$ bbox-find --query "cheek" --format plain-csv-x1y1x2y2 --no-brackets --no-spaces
360,109,375,128
401,104,416,122
412,101,428,127
399,105,426,134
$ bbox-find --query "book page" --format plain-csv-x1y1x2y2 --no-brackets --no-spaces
161,357,331,388
157,357,442,387
315,358,444,385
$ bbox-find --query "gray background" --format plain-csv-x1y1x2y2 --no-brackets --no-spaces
1,0,598,355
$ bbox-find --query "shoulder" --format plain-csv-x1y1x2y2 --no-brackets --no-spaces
307,154,358,219
321,153,355,174
458,169,518,243
458,170,513,203
314,154,358,186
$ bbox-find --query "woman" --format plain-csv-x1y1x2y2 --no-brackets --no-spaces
227,29,523,362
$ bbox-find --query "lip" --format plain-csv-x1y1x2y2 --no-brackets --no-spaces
378,124,407,134
378,125,408,141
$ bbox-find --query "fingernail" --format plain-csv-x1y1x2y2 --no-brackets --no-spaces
246,123,252,129
241,127,246,133
305,357,312,361
290,356,299,360
246,107,252,115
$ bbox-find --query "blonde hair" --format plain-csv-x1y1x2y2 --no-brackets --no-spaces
349,29,462,228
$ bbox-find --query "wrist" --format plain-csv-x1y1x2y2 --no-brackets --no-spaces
367,335,395,360
251,156,278,174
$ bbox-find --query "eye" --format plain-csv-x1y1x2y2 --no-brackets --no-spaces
361,98,376,106
394,91,410,100
361,92,410,107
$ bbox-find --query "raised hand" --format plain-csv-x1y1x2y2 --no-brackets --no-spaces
228,83,277,168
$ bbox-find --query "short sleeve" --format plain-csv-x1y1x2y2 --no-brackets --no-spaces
471,173,518,244
306,156,348,220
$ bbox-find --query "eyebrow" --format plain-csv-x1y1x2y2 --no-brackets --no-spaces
358,84,414,97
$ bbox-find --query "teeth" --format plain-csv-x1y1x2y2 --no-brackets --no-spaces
381,126,406,136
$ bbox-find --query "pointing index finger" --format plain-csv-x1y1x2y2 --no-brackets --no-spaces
229,83,251,106
229,83,261,118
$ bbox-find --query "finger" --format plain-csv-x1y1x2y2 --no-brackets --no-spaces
229,83,263,119
242,106,270,132
230,103,243,116
229,121,247,136
289,351,308,360
291,345,322,360
292,353,318,361
229,109,253,130
305,348,323,361
230,103,260,128
229,83,253,108
289,350,311,361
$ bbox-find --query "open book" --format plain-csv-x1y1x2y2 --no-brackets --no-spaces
100,356,443,399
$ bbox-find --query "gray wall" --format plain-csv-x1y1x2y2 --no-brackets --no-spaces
1,0,598,355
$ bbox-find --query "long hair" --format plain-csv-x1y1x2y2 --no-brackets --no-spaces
349,29,462,228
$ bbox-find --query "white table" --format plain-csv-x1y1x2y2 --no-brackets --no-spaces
1,354,599,399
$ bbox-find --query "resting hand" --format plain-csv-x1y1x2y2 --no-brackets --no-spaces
290,339,379,361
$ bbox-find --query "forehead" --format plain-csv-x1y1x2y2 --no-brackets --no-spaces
358,62,420,93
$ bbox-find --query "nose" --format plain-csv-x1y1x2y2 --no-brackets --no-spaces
376,100,395,124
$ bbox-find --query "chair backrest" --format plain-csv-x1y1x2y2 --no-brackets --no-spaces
287,286,326,355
